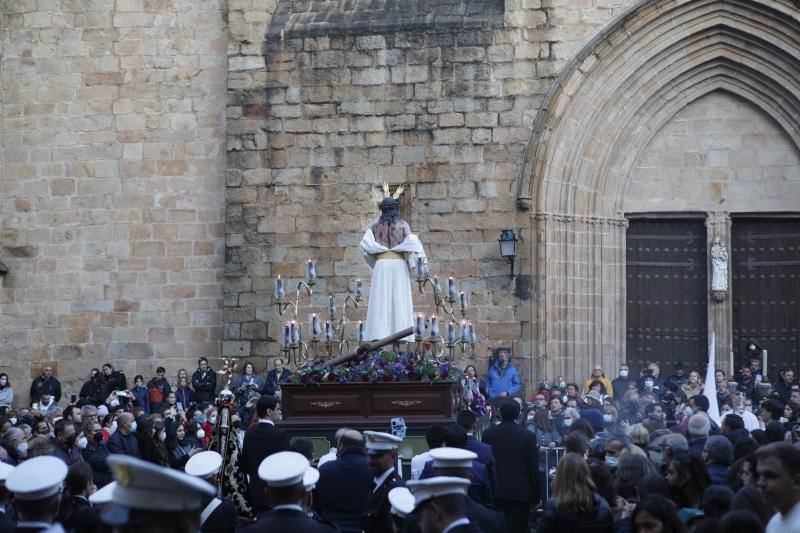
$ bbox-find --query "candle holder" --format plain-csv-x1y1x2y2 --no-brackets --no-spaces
416,272,467,323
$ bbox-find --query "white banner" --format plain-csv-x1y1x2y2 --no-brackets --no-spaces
703,332,721,425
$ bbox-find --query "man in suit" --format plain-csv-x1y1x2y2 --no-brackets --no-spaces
407,477,482,533
362,431,404,533
456,410,496,493
240,395,290,514
419,425,492,505
264,357,293,395
184,451,238,533
314,429,373,533
106,412,141,458
481,400,539,533
418,447,506,533
238,452,338,533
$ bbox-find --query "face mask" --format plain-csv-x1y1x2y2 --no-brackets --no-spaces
563,418,573,428
780,417,789,423
76,436,88,449
527,414,534,421
744,406,753,413
130,421,137,433
196,429,205,440
110,421,118,433
159,431,167,442
16,441,28,455
196,414,206,425
209,417,217,426
110,399,120,408
559,381,566,389
644,380,654,389
603,414,613,423
605,456,619,468
620,370,628,378
683,406,693,417
9,417,17,425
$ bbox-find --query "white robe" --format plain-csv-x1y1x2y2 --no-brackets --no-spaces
360,228,427,342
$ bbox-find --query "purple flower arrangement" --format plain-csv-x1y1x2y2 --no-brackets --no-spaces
290,350,461,385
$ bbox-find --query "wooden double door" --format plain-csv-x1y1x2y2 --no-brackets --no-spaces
626,217,800,378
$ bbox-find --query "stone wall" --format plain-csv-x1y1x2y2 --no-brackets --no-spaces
222,0,635,387
626,91,800,213
0,0,228,402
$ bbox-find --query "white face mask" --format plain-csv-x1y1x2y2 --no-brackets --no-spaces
76,436,88,450
16,441,28,455
9,417,17,425
619,370,628,378
603,414,613,423
744,406,753,413
563,418,573,428
196,429,205,440
109,399,120,408
644,380,654,389
159,431,166,442
683,406,694,417
605,456,619,468
130,421,137,433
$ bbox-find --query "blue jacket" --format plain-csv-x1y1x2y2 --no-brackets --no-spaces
314,451,373,533
130,386,150,415
485,361,521,399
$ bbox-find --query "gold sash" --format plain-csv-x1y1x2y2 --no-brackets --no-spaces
376,251,405,260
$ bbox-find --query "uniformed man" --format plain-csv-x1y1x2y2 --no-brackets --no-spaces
100,454,216,532
237,451,337,532
387,487,414,533
406,477,482,533
362,431,404,533
5,456,66,532
0,462,16,531
421,448,506,533
184,451,238,533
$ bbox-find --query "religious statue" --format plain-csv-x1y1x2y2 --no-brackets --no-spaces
711,237,729,302
360,183,427,342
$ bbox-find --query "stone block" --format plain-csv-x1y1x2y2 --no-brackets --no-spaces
352,68,390,86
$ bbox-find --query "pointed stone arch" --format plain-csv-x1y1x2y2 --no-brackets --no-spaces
517,0,800,381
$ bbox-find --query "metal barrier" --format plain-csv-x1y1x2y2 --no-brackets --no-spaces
543,446,566,501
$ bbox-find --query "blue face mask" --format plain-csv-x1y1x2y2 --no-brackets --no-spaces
130,421,137,433
196,414,206,425
605,456,619,468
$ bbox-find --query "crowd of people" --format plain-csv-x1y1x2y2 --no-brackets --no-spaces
0,351,798,532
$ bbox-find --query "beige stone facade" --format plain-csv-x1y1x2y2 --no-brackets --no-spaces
1,0,799,404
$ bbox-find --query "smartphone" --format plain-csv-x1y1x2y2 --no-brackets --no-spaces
116,391,126,397
177,402,183,411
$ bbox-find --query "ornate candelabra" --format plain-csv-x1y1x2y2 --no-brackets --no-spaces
272,258,476,367
414,257,476,361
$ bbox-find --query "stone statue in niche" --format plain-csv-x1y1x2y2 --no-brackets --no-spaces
711,237,729,302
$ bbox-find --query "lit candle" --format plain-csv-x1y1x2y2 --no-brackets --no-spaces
324,321,333,343
358,321,364,343
416,257,424,279
415,314,425,337
282,322,290,348
433,276,441,295
468,322,476,345
429,315,439,338
459,291,468,312
274,275,285,301
460,320,468,342
447,321,456,344
447,277,457,300
329,294,336,317
311,314,320,339
306,260,316,281
355,279,363,300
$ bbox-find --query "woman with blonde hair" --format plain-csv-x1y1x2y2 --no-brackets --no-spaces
538,452,614,532
680,371,704,399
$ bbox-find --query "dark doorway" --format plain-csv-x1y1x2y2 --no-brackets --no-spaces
626,218,708,378
732,217,800,377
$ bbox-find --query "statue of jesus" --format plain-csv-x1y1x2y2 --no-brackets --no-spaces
360,183,426,343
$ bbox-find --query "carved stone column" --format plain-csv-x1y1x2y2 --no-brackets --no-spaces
706,212,733,375
533,213,627,383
